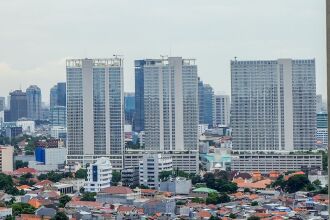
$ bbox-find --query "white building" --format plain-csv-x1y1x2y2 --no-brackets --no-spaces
16,119,35,134
198,124,209,136
50,126,67,139
139,154,172,189
215,94,230,126
0,146,14,172
85,157,112,192
135,57,199,173
29,147,67,171
159,177,192,195
66,58,124,169
231,59,316,151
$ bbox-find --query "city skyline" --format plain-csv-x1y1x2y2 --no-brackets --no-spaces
0,0,326,103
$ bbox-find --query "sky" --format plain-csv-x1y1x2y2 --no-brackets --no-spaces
0,0,326,104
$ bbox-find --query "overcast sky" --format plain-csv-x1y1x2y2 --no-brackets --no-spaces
0,0,326,104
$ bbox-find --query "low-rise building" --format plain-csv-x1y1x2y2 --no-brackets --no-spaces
122,166,139,187
85,157,112,192
96,186,140,204
139,153,173,189
142,199,176,216
231,153,322,173
0,207,12,218
29,147,67,171
159,177,192,195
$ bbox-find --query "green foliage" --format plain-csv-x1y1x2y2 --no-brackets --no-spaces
111,171,121,184
59,195,71,208
313,179,322,187
191,174,202,185
38,171,69,182
51,211,69,220
229,213,237,219
203,172,237,194
191,197,205,203
0,173,24,195
320,150,328,171
75,169,87,179
206,192,230,205
244,188,251,193
15,160,28,169
80,192,96,201
251,201,258,206
218,193,230,203
209,216,221,220
176,200,187,206
4,215,14,220
11,202,36,216
247,216,261,220
159,170,173,181
286,174,311,193
139,184,150,189
319,185,328,194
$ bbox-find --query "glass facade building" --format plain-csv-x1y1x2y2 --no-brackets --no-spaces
26,85,42,121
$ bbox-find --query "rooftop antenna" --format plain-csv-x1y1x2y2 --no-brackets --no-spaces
234,56,237,61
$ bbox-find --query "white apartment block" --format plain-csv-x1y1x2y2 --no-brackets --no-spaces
142,57,198,152
139,154,173,189
215,94,230,126
0,146,14,172
231,59,316,151
231,153,322,174
66,58,124,169
85,157,112,192
316,128,328,146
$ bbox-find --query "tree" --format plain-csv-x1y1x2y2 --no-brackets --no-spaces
286,174,310,193
51,211,69,220
229,213,237,219
159,170,173,181
251,201,258,206
247,216,260,220
244,188,251,193
4,215,14,220
209,216,220,220
59,195,71,208
15,160,28,169
313,179,322,187
38,171,64,182
11,203,36,216
203,173,216,189
75,169,87,179
80,192,96,201
111,171,121,185
191,174,202,185
191,197,205,203
218,193,230,203
206,192,220,205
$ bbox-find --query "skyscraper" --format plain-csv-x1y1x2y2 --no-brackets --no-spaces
50,85,58,109
231,59,316,151
26,85,42,120
134,60,145,132
6,90,27,122
198,78,215,126
141,57,198,152
56,82,66,107
0,97,5,112
124,92,135,125
215,94,230,126
66,58,124,169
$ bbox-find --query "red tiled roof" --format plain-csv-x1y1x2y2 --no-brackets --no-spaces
197,210,212,218
67,201,103,208
140,189,157,194
14,167,37,175
117,205,135,212
35,180,53,187
99,186,133,194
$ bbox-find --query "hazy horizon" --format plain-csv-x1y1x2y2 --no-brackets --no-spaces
0,0,326,104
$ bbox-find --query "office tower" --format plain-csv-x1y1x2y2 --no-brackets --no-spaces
198,78,215,126
56,83,66,107
215,94,230,126
141,57,198,151
66,58,124,169
7,90,28,122
316,94,323,113
50,85,58,109
124,92,135,124
316,112,328,146
0,97,5,111
26,85,42,120
50,106,66,127
231,59,316,151
134,60,145,132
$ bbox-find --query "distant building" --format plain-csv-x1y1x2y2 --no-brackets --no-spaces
215,94,230,126
159,177,192,195
0,97,5,111
66,58,124,169
96,186,139,204
316,94,323,113
139,154,173,189
50,85,58,109
122,166,139,188
0,146,14,172
50,106,66,127
50,82,66,109
231,153,322,173
124,92,135,125
16,119,35,134
26,85,42,120
317,112,327,129
198,78,215,126
6,90,27,122
142,199,175,216
5,126,23,139
30,147,67,171
231,59,316,151
133,60,145,132
50,126,67,139
85,157,112,192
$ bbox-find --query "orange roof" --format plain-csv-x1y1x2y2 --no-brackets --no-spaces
117,205,135,212
99,186,133,194
14,167,37,175
255,213,272,218
270,216,285,220
17,185,31,190
35,180,53,187
249,194,259,200
237,179,272,189
140,189,157,194
18,214,51,220
67,201,103,209
197,210,212,218
28,198,42,208
271,212,287,216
